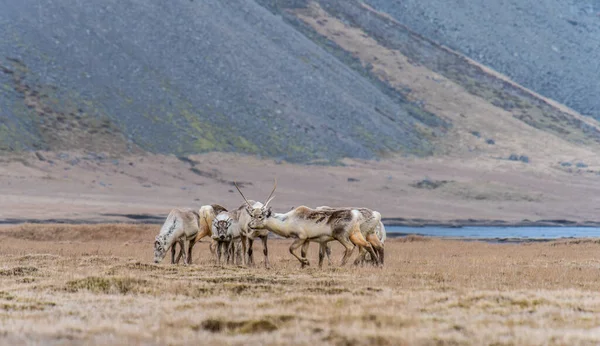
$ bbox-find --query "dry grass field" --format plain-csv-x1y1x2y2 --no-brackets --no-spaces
1,224,600,345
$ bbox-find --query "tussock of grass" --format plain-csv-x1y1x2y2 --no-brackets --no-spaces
304,287,350,295
0,291,15,300
199,318,278,334
551,238,600,246
0,303,45,311
65,277,148,294
0,266,38,276
395,234,432,242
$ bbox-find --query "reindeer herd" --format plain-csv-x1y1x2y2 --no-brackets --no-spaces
153,180,386,268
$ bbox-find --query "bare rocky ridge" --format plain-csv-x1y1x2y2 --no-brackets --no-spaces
364,0,600,119
2,0,600,163
0,0,439,162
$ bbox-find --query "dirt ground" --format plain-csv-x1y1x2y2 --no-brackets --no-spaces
1,224,600,345
2,150,600,225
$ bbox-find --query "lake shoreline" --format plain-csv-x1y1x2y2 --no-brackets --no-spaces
385,232,558,243
382,217,600,228
2,214,600,229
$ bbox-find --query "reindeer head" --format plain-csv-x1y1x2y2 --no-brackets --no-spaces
234,179,276,231
212,215,232,241
247,206,272,229
154,236,167,263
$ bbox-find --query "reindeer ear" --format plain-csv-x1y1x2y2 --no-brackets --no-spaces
266,207,272,217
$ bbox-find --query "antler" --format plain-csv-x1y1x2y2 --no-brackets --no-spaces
264,178,277,208
234,181,253,208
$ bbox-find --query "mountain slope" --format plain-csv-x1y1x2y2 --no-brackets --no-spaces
1,0,599,165
0,0,441,162
272,0,600,163
364,0,600,119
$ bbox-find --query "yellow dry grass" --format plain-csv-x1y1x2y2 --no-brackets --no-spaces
1,224,600,345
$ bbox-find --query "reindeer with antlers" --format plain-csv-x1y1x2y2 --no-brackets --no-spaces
234,188,276,268
234,180,380,267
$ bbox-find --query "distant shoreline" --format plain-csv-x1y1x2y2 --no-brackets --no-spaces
2,214,600,228
382,218,600,228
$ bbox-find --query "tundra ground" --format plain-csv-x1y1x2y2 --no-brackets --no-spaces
1,224,600,345
3,151,600,225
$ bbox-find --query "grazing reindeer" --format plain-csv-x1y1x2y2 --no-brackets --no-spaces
154,208,201,265
211,213,233,265
345,219,386,265
234,181,379,267
174,203,227,264
314,206,385,266
167,204,228,265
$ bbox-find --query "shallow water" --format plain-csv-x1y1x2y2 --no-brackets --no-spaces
387,226,600,239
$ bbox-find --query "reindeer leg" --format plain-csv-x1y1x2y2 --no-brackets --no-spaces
216,241,222,266
326,243,333,266
301,241,311,269
336,237,355,266
318,242,332,267
181,239,191,265
224,242,229,265
240,236,247,266
235,239,242,265
172,240,185,265
209,240,215,257
175,239,186,264
171,242,177,264
227,241,234,265
354,246,368,266
187,238,196,265
221,241,227,265
225,241,231,265
366,233,384,266
194,227,213,255
225,241,230,265
261,235,270,269
349,230,378,265
233,240,239,265
318,243,325,268
247,238,254,266
289,238,310,267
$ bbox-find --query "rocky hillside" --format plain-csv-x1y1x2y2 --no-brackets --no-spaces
1,0,599,164
364,0,600,119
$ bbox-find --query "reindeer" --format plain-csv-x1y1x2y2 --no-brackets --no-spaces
211,213,233,265
234,181,379,267
313,206,386,266
228,187,274,268
211,209,249,265
164,204,227,265
154,208,201,265
173,203,227,264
